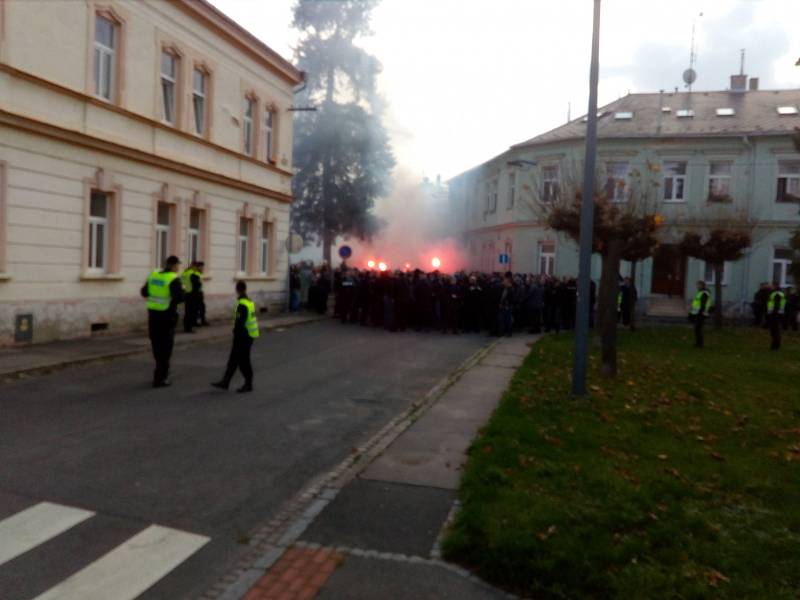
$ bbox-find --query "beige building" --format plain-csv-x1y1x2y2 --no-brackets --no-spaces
0,0,302,345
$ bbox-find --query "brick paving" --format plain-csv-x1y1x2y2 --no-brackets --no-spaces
243,546,344,600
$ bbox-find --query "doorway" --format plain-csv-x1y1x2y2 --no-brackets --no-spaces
650,245,686,296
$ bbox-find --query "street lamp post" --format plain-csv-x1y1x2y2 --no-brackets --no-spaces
572,0,602,397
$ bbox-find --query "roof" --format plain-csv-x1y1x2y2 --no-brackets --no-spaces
175,0,303,85
512,89,800,148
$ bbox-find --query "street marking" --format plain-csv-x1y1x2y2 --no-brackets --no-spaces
32,524,209,600
0,502,94,567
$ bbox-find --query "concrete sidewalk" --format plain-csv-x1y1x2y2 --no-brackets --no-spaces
234,334,539,600
0,311,327,380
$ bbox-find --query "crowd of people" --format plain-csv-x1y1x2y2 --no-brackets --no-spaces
751,282,799,332
289,262,640,336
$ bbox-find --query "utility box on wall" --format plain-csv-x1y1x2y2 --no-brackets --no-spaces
15,314,33,343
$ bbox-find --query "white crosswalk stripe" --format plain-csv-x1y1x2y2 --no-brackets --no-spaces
0,502,94,567
31,524,210,600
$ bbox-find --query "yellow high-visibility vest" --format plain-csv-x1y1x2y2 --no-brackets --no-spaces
146,270,178,311
690,290,712,316
235,298,260,338
768,291,786,315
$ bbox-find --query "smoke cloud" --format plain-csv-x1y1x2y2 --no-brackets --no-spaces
343,168,467,273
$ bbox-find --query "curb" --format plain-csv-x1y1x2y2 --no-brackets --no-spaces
202,339,500,600
0,314,327,383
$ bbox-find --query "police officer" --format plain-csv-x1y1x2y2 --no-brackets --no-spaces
767,283,786,350
689,280,712,348
196,262,210,326
212,281,259,393
141,255,184,387
181,261,203,333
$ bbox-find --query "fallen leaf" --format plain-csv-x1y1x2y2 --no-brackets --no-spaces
537,525,557,541
706,569,730,587
658,454,668,460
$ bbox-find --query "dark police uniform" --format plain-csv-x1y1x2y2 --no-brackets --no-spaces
141,269,184,387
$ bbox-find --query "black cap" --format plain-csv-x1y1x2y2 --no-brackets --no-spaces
166,255,181,268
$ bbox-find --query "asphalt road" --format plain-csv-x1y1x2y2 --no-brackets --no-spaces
0,320,487,600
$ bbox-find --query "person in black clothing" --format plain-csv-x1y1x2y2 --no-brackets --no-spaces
289,265,301,312
785,287,799,332
140,255,184,388
196,262,210,326
464,275,483,333
767,283,785,350
393,272,411,332
525,275,544,334
691,280,711,348
183,262,203,333
752,282,770,327
212,281,255,393
338,268,356,324
619,276,637,327
441,275,462,334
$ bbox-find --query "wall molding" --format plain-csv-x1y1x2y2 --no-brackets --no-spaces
0,108,293,203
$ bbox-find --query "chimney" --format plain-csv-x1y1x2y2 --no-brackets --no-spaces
730,74,747,93
749,77,759,91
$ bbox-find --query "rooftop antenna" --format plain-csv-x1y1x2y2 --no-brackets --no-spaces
682,12,702,95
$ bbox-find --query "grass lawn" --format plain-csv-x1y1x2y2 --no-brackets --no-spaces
443,326,800,599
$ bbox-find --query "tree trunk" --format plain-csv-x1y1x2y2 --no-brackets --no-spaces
322,232,333,267
597,241,623,377
629,259,638,332
714,262,724,330
597,239,623,378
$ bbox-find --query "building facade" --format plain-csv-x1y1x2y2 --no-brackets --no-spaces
0,0,303,344
449,79,800,316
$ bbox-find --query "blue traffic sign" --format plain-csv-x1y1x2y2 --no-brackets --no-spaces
338,245,352,259
499,253,510,264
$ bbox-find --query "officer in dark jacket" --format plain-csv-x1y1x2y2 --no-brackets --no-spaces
141,255,184,388
182,261,203,333
767,283,787,350
212,281,259,393
196,262,210,326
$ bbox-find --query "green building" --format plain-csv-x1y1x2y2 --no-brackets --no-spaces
448,77,800,317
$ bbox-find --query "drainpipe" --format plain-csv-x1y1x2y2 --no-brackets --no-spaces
739,134,756,316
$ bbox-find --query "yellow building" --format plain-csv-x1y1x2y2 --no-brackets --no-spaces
0,0,302,344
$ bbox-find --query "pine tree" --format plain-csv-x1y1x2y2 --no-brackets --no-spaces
291,0,395,265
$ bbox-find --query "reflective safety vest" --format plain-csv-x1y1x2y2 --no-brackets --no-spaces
146,270,178,311
235,298,260,339
181,268,200,293
617,291,622,311
767,290,786,315
690,290,712,316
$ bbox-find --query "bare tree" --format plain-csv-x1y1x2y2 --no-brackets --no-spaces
519,161,662,377
676,206,756,330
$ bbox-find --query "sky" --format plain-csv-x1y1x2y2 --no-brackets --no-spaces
210,0,800,184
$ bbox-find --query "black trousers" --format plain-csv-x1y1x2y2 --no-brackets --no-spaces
769,315,782,350
184,295,198,332
693,314,705,348
149,311,176,384
223,336,253,385
529,308,542,334
198,292,208,324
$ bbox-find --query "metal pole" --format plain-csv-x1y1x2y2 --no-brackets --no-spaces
572,0,602,397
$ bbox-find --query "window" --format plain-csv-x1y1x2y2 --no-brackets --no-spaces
777,106,799,116
715,108,735,117
703,261,731,285
88,192,108,272
772,249,795,287
264,108,275,161
776,161,800,202
188,208,202,264
192,68,207,135
243,97,255,156
260,221,272,275
484,183,491,217
94,15,116,101
663,161,687,202
605,161,629,202
708,162,733,202
238,217,251,273
676,109,694,118
614,111,633,120
161,51,178,125
542,166,560,203
538,241,555,276
491,180,498,213
160,51,178,124
155,201,171,268
507,173,516,209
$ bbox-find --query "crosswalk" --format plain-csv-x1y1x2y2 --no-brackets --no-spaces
0,501,209,600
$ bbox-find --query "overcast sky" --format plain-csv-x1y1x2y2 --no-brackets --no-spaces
211,0,800,182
